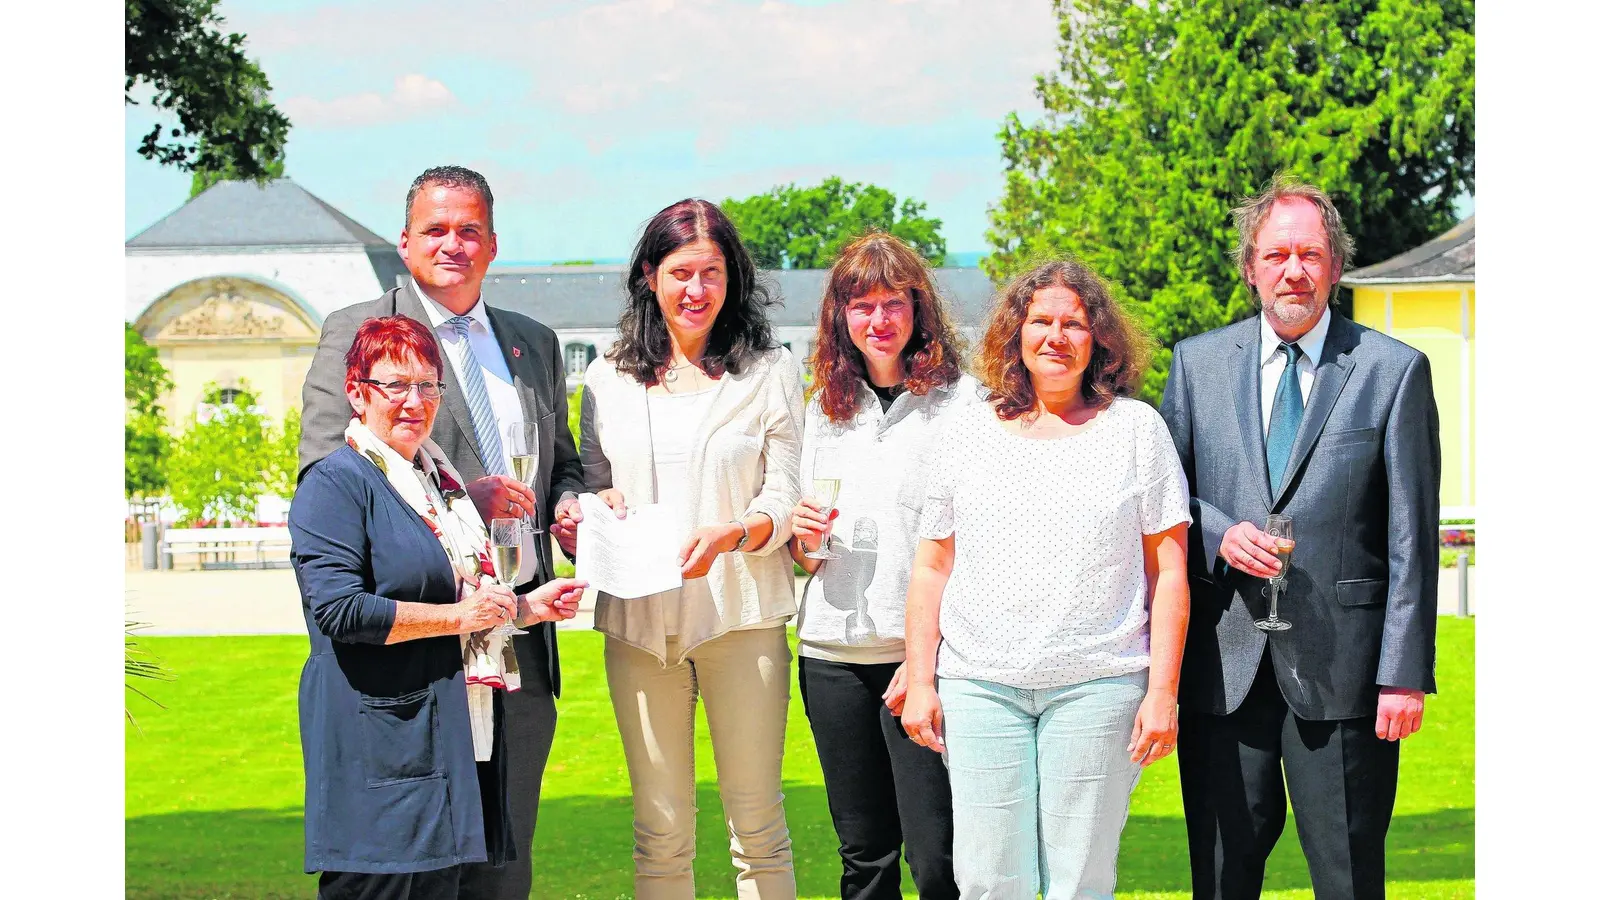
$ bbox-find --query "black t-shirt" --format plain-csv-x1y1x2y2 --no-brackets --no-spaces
869,383,904,413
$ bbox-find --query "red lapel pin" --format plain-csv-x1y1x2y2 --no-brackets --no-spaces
512,346,522,358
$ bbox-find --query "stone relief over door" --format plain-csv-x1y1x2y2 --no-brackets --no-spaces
139,277,319,343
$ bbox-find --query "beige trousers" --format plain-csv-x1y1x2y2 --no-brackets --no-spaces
604,626,797,900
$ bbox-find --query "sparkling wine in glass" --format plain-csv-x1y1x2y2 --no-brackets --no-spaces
1255,514,1295,632
505,419,542,535
489,517,527,637
805,447,842,560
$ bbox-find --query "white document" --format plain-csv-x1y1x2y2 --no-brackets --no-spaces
574,493,685,599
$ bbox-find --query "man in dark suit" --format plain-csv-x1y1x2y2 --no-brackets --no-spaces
1159,177,1441,900
298,165,586,899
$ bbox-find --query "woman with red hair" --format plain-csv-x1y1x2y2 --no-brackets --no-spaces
289,315,586,899
786,231,975,900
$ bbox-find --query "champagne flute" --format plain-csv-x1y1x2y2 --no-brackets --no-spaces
804,447,842,561
1255,514,1295,632
489,517,527,637
505,419,542,535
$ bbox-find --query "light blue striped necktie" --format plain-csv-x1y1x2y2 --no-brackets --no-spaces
1265,341,1305,494
444,315,506,475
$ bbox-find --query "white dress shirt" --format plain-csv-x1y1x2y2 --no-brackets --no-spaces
1259,305,1331,438
414,280,538,581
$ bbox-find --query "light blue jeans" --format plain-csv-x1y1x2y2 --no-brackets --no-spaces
939,671,1147,900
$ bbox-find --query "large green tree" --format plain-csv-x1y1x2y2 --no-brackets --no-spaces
126,324,174,500
126,0,291,187
725,177,947,269
986,0,1474,401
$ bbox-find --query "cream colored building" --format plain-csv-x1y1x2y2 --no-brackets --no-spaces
1343,217,1475,511
126,179,407,425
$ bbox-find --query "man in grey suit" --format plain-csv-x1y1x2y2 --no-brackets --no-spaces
298,166,586,899
1159,177,1441,900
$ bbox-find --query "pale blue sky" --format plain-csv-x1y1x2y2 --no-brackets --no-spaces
124,0,1060,262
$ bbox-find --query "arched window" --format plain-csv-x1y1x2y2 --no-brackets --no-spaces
197,387,250,423
564,342,597,377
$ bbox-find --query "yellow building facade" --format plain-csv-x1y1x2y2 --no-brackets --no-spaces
132,276,323,423
1343,218,1475,511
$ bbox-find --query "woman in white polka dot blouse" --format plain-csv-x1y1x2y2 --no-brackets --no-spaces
900,259,1193,899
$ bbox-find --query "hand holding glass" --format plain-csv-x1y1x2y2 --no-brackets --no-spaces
804,448,841,561
505,420,542,535
489,517,527,637
1254,514,1294,632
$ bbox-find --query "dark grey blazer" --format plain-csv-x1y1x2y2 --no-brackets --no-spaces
1159,312,1441,721
296,281,586,696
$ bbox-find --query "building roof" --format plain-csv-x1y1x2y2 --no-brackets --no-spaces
1342,217,1474,285
126,179,396,252
480,265,1001,329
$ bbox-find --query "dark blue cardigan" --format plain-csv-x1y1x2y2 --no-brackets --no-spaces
289,445,513,874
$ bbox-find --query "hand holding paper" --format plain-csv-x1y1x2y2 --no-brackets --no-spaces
574,492,685,599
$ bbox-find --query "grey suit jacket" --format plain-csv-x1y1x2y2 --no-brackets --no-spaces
296,281,586,696
1159,312,1441,720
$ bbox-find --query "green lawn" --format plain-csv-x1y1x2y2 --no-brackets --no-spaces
126,620,1474,899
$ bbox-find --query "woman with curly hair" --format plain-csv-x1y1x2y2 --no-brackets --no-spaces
553,198,804,900
899,259,1192,899
785,231,975,900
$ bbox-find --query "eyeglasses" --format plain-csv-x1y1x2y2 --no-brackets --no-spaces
359,379,447,400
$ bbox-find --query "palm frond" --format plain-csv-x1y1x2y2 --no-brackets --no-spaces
125,614,174,731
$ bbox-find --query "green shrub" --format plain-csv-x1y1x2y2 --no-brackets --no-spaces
568,385,583,451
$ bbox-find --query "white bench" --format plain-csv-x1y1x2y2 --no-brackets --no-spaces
161,526,292,570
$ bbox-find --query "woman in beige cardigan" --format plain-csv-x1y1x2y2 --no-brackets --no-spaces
556,198,804,900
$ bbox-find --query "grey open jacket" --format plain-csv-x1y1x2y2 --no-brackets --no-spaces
1159,312,1441,720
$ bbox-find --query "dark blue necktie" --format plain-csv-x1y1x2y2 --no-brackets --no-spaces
1266,342,1305,494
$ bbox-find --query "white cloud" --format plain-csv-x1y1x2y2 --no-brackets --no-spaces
182,1,1060,251
240,0,1057,130
279,74,458,128
539,0,1056,129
